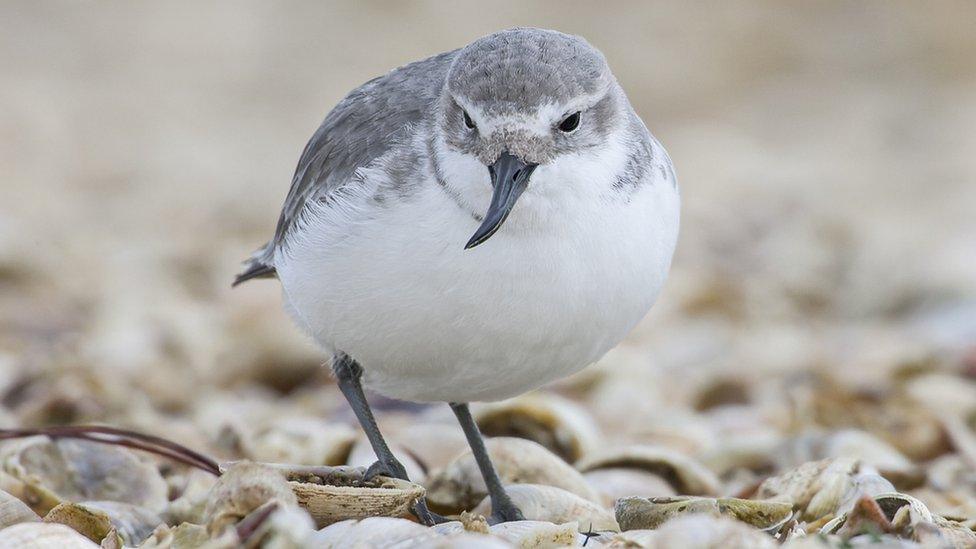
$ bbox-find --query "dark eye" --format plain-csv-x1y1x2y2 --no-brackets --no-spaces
463,110,476,130
558,111,581,132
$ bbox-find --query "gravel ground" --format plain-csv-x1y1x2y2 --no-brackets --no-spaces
1,2,975,547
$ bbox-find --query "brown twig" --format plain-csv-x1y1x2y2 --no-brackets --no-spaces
236,501,280,543
0,425,221,476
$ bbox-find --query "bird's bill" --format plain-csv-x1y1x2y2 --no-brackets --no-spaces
465,152,538,249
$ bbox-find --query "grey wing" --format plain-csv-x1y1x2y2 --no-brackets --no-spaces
234,50,456,286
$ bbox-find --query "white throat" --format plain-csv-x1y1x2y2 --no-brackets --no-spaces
431,125,632,235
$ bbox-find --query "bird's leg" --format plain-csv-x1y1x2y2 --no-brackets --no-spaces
332,353,441,525
449,402,525,524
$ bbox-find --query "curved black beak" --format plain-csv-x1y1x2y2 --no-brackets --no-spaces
465,152,538,249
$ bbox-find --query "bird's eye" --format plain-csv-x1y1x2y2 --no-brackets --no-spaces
558,112,581,133
463,110,476,130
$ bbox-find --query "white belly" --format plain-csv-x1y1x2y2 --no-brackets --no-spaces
276,174,679,402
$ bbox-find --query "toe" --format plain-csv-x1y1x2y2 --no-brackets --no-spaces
488,505,525,525
411,498,448,526
362,460,393,482
362,458,411,483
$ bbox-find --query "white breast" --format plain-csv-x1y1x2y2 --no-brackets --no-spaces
275,136,680,403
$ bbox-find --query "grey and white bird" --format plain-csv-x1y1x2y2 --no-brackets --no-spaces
235,28,680,524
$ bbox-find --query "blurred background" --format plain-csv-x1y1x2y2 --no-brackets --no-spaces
1,0,975,480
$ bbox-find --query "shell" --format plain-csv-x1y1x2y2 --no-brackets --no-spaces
391,423,471,474
591,529,657,547
699,434,780,478
309,517,437,546
583,468,677,507
659,515,779,548
204,461,298,535
457,511,490,534
806,378,950,462
820,495,894,539
905,373,976,419
780,533,917,548
756,457,895,522
488,520,579,547
618,515,778,549
44,501,161,546
909,485,976,523
234,500,317,548
0,522,101,548
283,465,426,528
426,437,600,513
692,376,752,411
89,501,163,545
585,374,716,454
244,417,357,467
776,430,924,489
0,488,41,528
576,445,722,496
614,496,793,532
474,393,601,463
1,437,169,514
0,470,61,519
136,523,211,549
823,493,924,539
927,518,976,549
474,484,619,533
162,467,218,525
42,502,120,546
872,492,934,525
429,520,467,535
411,534,513,548
311,517,512,548
818,492,976,547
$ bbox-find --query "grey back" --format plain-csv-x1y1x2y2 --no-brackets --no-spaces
235,50,456,282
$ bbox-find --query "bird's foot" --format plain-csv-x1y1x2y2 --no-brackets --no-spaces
362,458,409,483
411,498,448,526
487,502,525,525
361,458,447,526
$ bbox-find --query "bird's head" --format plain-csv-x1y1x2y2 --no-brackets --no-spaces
436,28,624,248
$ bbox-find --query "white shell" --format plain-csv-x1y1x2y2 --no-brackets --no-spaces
776,430,923,489
757,457,894,522
244,417,358,467
474,393,601,463
582,468,676,507
576,445,722,496
474,484,619,533
204,461,299,534
0,522,100,548
626,515,778,549
488,520,579,547
0,488,41,528
426,437,600,513
309,517,436,547
391,422,470,473
2,438,168,514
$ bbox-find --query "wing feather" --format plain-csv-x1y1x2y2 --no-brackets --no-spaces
234,50,456,285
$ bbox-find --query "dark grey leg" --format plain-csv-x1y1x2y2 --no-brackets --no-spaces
449,402,524,523
332,353,441,525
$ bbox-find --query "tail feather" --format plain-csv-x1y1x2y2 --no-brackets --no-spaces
232,244,277,287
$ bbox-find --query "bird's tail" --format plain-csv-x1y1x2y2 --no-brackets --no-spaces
232,243,277,286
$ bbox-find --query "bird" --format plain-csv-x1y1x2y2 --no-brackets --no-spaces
234,27,680,525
